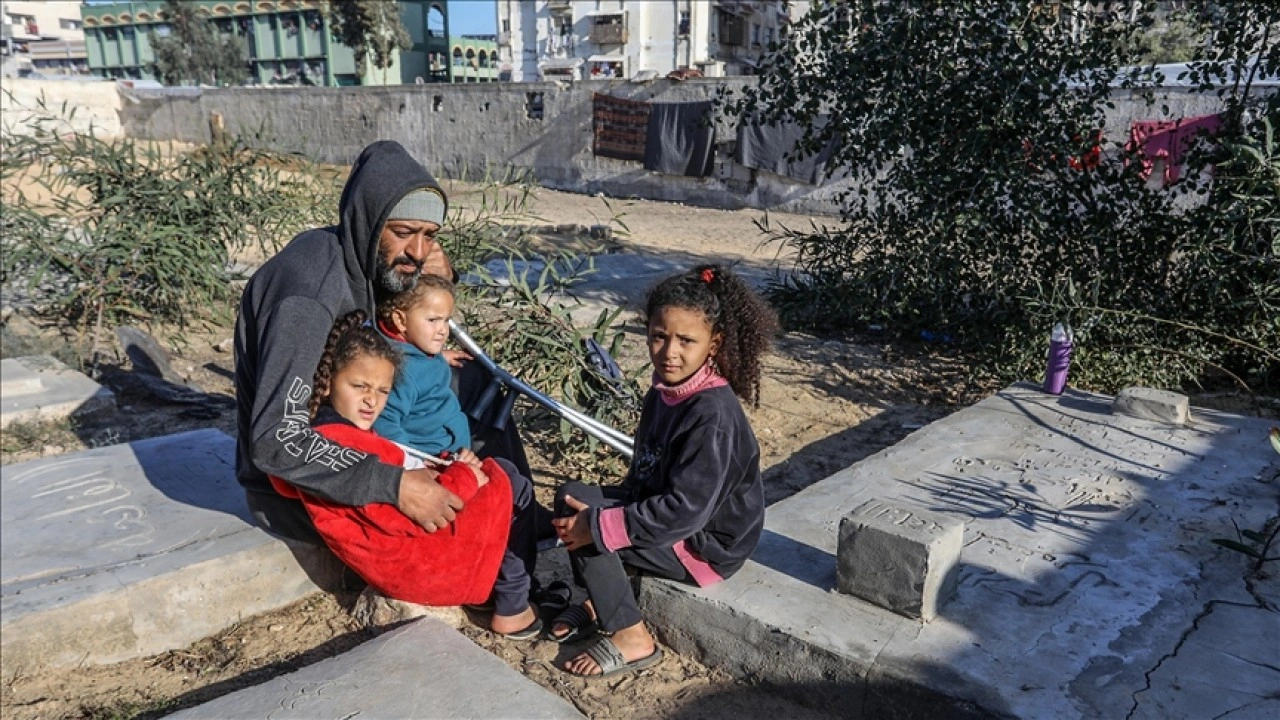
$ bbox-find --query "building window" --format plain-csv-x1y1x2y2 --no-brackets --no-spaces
751,23,759,46
678,11,689,36
59,18,83,31
501,19,510,33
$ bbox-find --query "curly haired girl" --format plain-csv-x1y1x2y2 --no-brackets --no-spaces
549,264,779,677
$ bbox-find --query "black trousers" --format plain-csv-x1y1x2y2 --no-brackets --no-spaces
452,359,534,481
492,458,538,617
554,481,691,633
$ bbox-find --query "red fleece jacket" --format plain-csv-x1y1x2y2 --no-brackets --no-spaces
270,422,512,606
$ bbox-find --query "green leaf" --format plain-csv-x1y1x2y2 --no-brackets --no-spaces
1212,539,1262,558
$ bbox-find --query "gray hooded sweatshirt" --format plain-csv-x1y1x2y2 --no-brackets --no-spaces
233,140,447,506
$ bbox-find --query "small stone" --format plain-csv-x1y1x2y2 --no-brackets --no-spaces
350,586,467,629
213,338,234,353
1113,387,1190,425
268,624,284,632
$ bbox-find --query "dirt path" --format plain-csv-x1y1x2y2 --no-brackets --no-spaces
0,185,990,720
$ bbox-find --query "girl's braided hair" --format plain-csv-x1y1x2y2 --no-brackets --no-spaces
376,273,455,325
308,310,402,421
644,264,778,407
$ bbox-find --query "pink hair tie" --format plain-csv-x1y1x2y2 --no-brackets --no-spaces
700,268,715,284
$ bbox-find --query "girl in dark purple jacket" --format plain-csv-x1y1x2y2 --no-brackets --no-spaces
550,264,778,677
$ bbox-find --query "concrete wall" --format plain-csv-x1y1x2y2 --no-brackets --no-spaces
0,75,121,137
108,77,1261,216
116,77,859,215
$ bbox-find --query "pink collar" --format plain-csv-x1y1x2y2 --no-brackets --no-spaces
653,363,728,405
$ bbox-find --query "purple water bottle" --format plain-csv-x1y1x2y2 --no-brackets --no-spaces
1043,322,1073,395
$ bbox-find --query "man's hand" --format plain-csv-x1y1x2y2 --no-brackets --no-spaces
552,495,595,551
398,468,464,533
421,239,453,280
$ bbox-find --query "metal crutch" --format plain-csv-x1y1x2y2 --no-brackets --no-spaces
448,319,635,458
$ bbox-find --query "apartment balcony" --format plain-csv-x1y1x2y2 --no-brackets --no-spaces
547,0,573,14
589,11,628,45
718,14,748,46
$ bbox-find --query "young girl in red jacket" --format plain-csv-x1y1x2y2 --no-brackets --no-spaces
549,264,779,677
270,310,542,639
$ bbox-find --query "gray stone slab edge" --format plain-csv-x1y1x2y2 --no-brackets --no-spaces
1,542,329,679
169,617,584,719
640,581,1005,719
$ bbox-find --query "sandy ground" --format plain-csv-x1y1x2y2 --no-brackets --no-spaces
0,183,994,719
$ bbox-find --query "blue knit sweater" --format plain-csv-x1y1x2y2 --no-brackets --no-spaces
373,339,471,455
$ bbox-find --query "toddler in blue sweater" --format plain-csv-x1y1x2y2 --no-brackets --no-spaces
374,274,477,465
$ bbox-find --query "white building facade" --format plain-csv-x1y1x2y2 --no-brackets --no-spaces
495,0,807,82
1,0,87,75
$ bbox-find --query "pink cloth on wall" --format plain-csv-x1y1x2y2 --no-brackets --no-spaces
1127,114,1223,184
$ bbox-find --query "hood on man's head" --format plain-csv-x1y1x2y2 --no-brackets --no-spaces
336,140,449,302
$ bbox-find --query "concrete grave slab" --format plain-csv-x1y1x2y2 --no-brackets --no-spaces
0,355,115,428
0,429,337,679
168,618,584,719
640,383,1280,719
0,358,44,396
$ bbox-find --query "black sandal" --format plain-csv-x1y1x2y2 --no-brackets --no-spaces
530,580,571,615
543,603,599,644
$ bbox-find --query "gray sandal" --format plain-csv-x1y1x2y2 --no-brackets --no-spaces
544,604,598,644
571,635,664,677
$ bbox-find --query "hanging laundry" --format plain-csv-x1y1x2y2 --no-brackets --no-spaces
1127,114,1222,184
593,93,651,163
736,117,841,185
643,101,716,177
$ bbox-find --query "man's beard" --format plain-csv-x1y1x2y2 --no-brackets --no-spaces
375,253,423,293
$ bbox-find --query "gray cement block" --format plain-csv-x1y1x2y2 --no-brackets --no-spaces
836,500,964,621
0,429,336,679
168,618,584,719
0,355,115,428
1113,386,1190,425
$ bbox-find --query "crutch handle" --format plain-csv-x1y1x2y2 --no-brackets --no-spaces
469,377,502,423
491,386,520,431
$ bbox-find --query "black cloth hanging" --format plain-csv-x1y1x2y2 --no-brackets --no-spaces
643,100,716,177
735,117,841,185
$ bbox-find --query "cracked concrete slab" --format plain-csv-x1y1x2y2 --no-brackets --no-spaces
640,383,1280,719
0,355,115,429
168,617,584,719
0,429,338,679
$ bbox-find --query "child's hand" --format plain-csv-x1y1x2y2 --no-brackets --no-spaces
552,495,594,551
469,464,490,488
456,448,483,470
442,349,473,368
